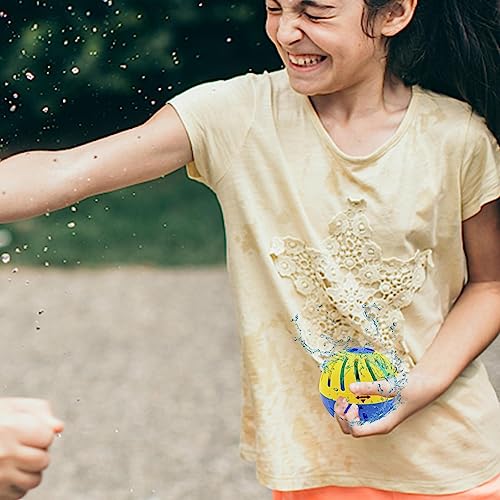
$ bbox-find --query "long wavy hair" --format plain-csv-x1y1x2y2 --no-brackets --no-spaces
362,0,500,143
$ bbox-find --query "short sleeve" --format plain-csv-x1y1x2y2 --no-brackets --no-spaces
168,73,257,191
460,112,500,220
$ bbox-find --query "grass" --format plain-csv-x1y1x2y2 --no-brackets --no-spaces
2,169,226,268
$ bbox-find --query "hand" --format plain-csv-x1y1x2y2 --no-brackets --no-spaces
0,398,64,499
334,371,436,438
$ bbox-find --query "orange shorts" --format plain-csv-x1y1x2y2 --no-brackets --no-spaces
272,473,500,499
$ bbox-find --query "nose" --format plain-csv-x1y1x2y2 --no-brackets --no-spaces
276,15,303,46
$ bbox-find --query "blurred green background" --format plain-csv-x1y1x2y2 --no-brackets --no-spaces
0,1,281,267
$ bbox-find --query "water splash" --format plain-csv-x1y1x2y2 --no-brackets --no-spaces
291,313,354,359
293,304,409,425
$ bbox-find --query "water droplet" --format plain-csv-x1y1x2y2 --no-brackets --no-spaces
71,66,80,75
25,71,35,81
1,253,11,264
0,229,12,247
67,221,76,229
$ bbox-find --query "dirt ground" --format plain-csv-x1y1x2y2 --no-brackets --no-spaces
0,267,498,500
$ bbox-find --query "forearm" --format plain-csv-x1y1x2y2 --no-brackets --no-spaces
0,109,193,224
0,149,76,223
412,281,500,397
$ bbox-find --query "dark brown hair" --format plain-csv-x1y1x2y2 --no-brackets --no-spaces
362,0,499,142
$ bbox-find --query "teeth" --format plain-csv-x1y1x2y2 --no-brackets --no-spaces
289,54,323,66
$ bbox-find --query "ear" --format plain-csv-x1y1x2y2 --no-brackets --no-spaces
381,0,418,37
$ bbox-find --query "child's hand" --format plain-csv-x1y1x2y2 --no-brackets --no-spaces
334,372,436,438
0,398,64,499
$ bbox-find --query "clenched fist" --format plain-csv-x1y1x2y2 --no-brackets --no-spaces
0,399,63,499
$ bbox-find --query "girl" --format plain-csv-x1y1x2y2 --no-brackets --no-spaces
0,0,499,498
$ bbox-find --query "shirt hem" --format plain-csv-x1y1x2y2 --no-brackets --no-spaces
255,459,500,495
240,444,257,463
462,188,500,221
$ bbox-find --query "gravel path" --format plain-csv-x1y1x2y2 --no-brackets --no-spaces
0,267,498,500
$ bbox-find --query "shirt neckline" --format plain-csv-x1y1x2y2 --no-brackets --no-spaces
302,85,421,165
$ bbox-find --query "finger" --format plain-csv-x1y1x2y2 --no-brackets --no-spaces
334,398,354,435
350,379,400,398
348,401,408,438
48,418,64,435
17,446,50,473
342,402,363,431
8,484,26,500
4,399,50,416
8,470,42,496
12,414,56,450
6,400,64,434
350,413,395,437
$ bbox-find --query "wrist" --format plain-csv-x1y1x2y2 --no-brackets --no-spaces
409,361,453,402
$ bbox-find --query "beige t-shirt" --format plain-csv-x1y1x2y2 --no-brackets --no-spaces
169,70,500,494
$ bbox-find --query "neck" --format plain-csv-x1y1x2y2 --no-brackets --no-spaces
309,72,410,124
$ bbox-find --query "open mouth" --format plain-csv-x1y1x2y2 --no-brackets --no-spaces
288,53,328,68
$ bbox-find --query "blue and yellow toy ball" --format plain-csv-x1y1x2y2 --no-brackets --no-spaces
319,347,397,423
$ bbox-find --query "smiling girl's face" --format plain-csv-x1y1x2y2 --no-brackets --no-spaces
265,0,391,97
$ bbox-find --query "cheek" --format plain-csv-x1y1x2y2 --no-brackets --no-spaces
265,17,278,43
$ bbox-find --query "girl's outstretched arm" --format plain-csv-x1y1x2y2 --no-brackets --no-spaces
0,104,193,223
335,199,500,437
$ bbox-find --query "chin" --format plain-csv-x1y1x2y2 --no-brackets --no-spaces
287,77,328,97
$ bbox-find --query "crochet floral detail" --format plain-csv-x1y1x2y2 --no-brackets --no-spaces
269,199,433,370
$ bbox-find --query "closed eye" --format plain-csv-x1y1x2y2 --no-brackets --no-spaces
304,12,334,21
305,13,324,20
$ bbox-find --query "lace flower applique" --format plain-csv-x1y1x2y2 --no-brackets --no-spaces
270,199,433,370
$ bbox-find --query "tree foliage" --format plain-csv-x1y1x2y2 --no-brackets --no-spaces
1,0,279,150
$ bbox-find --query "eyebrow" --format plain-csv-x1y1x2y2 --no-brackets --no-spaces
268,0,336,8
300,0,336,8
